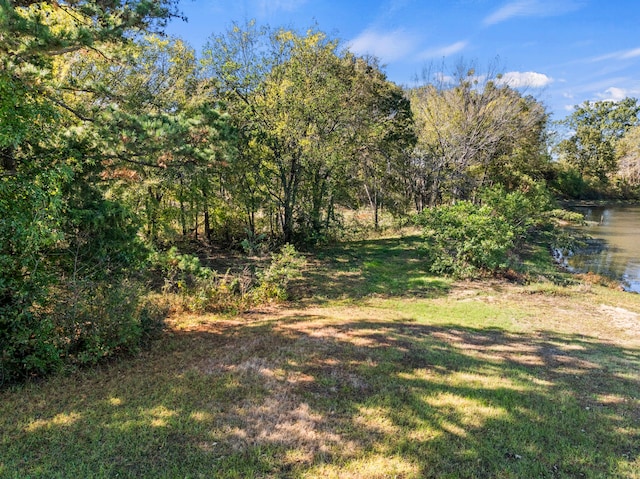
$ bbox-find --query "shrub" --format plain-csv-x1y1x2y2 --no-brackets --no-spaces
418,185,558,278
240,229,267,255
150,247,254,313
149,244,305,312
52,280,161,366
0,310,62,382
0,279,168,384
419,200,515,277
551,165,589,198
255,244,305,301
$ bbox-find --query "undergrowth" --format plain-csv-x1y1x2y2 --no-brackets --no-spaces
151,243,306,313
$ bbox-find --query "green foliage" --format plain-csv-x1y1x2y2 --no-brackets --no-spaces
418,185,555,278
1,276,166,381
557,98,640,190
201,24,415,243
150,247,248,313
0,165,158,380
241,229,267,255
0,163,70,380
0,0,193,385
255,244,305,301
150,247,205,293
546,208,585,224
419,201,515,277
52,281,165,366
480,183,553,245
0,311,62,381
149,244,305,310
0,0,180,65
551,163,591,198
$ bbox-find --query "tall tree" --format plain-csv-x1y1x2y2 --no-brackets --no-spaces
202,24,414,242
557,98,640,183
57,36,233,243
347,57,415,228
615,124,640,186
0,0,182,379
409,63,549,206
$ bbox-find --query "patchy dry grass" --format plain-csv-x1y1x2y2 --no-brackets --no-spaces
1,235,639,478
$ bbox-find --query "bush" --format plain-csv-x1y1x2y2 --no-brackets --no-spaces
419,201,515,277
150,247,256,313
0,310,62,382
255,244,305,301
0,167,158,383
551,165,589,198
150,244,305,310
52,280,165,366
0,279,167,384
418,185,557,278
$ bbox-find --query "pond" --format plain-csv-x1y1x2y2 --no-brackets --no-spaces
564,205,640,292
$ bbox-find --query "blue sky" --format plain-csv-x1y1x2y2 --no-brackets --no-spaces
166,0,640,120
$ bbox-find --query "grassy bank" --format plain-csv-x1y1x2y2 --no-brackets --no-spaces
1,234,639,478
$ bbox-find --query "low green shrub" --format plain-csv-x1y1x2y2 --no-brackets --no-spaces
53,280,159,366
417,185,561,278
0,310,62,381
150,244,305,311
419,200,515,277
255,244,306,301
150,247,250,313
0,280,168,384
240,229,267,255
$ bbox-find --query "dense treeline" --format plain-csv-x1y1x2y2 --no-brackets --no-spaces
555,98,640,198
2,1,640,381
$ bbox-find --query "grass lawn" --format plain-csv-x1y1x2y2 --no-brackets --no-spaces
1,234,639,478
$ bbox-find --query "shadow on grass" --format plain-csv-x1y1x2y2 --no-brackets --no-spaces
301,234,451,302
2,315,638,478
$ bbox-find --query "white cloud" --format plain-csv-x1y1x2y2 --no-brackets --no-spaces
419,41,468,59
497,71,553,88
483,0,583,26
605,86,629,101
590,47,640,62
621,48,640,60
597,87,635,102
484,0,535,25
348,29,418,62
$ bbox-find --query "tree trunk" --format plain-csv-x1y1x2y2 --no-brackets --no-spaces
374,190,380,230
311,169,329,235
202,186,211,242
281,154,300,244
179,177,187,238
146,186,163,243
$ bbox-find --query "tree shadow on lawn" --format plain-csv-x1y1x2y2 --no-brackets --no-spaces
301,234,451,301
2,316,639,478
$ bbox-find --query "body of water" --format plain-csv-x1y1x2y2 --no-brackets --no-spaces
565,205,640,292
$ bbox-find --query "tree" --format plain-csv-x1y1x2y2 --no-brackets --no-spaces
347,57,415,228
557,98,640,183
409,62,549,207
0,0,182,380
615,124,640,187
57,36,234,244
0,0,180,60
202,23,415,242
0,0,182,168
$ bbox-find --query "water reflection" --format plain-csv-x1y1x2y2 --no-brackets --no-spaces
567,205,640,292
